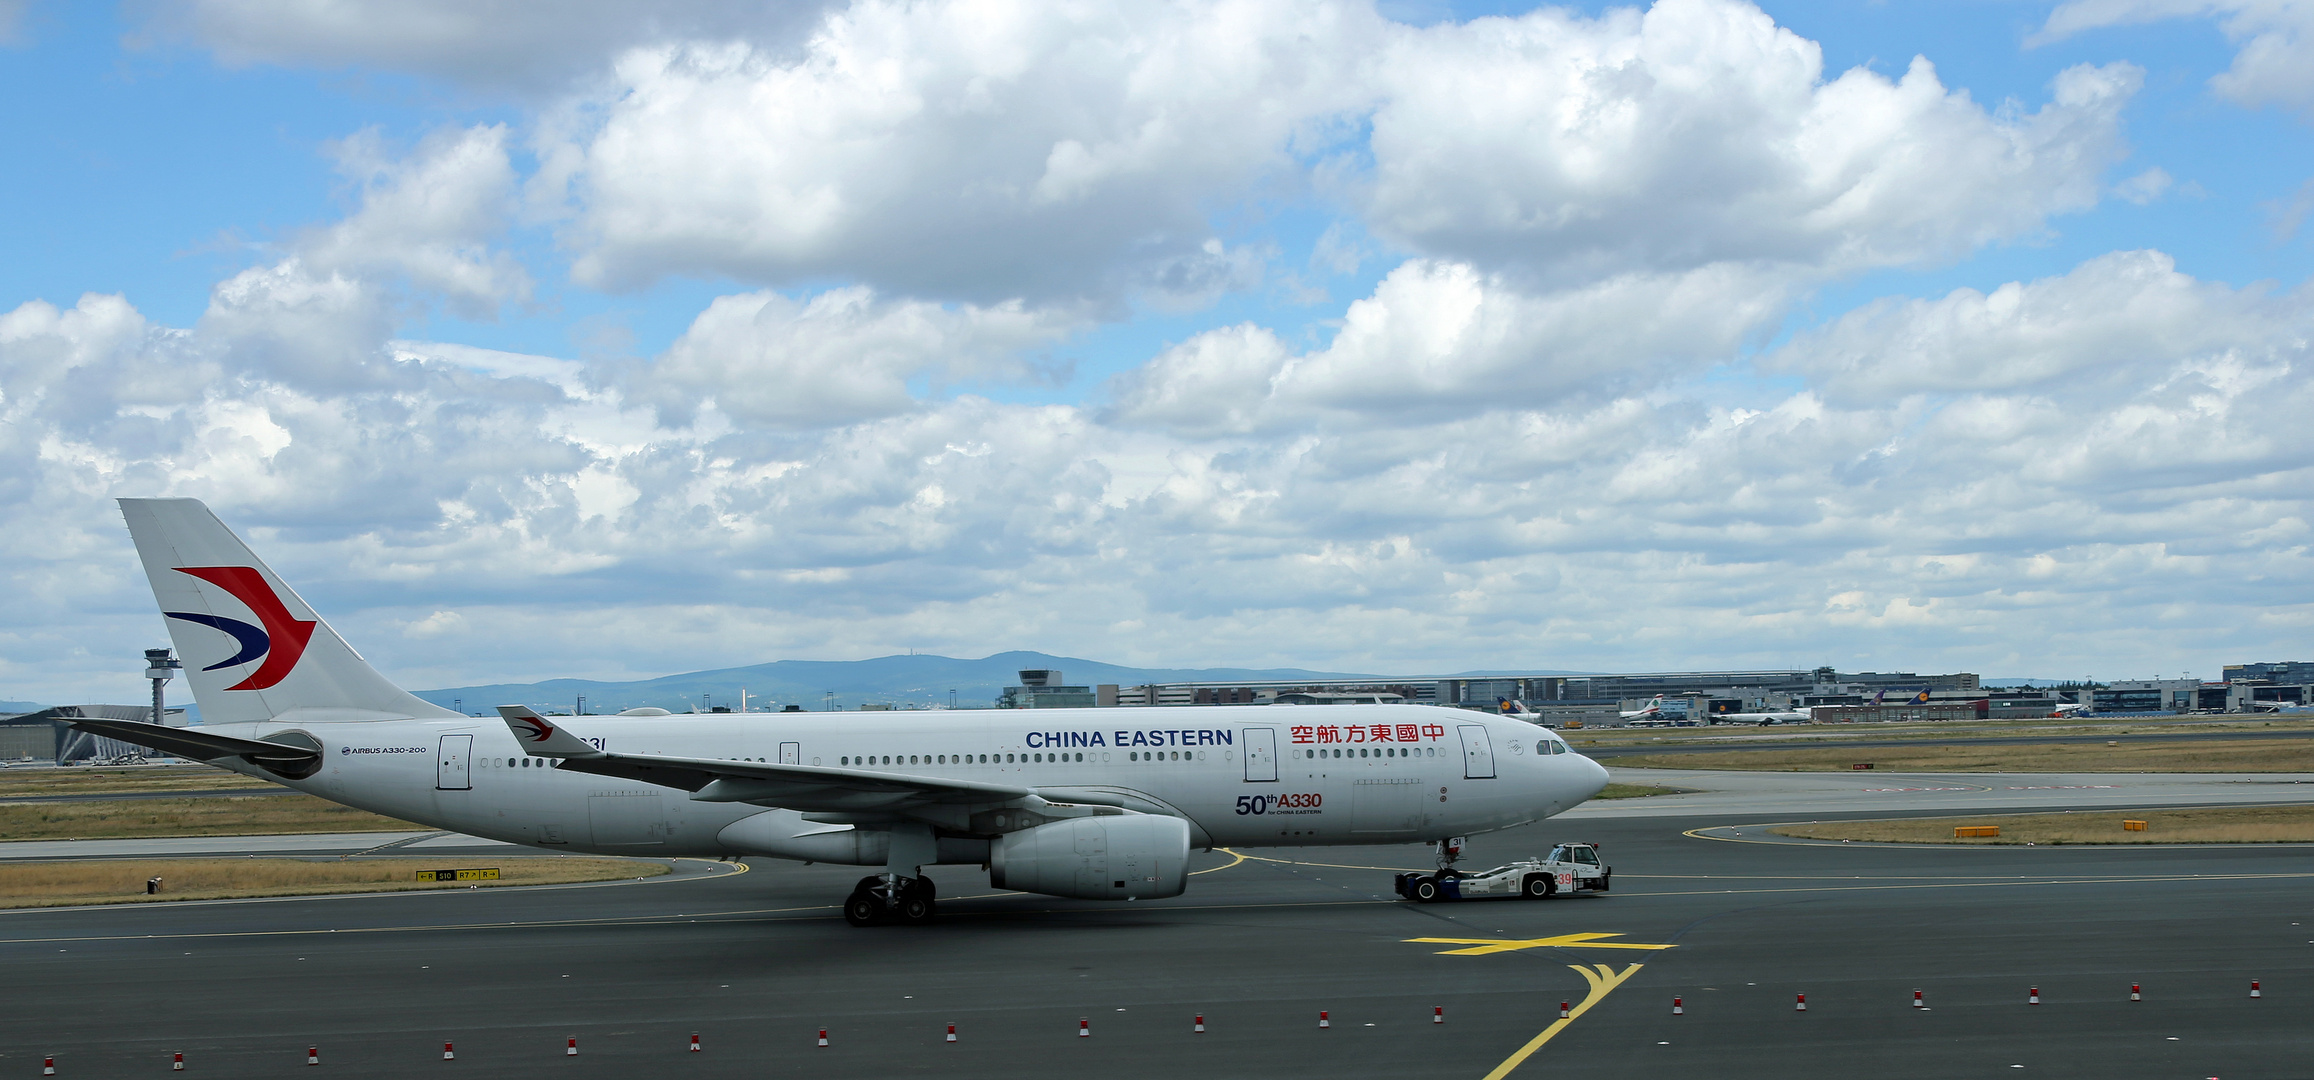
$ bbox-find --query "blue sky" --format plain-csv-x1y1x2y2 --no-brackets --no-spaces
3,0,2311,705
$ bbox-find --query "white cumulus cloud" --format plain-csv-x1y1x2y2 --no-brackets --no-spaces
1361,0,2139,283
2038,0,2314,118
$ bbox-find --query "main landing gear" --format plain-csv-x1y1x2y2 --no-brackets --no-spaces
843,874,937,926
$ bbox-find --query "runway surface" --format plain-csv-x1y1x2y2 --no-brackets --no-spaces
4,774,2310,1078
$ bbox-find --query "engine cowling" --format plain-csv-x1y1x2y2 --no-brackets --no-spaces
989,813,1190,900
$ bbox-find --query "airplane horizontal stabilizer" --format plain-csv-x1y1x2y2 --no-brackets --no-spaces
50,713,321,771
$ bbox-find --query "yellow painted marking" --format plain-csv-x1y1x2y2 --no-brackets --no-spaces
1406,932,1676,956
1480,963,1644,1080
1191,847,1250,875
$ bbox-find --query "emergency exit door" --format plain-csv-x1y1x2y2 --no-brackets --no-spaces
1242,727,1277,781
1457,725,1495,780
436,734,473,790
779,741,800,765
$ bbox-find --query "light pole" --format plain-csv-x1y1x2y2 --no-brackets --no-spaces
143,648,181,726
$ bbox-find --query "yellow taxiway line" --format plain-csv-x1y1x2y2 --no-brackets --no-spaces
1480,963,1645,1080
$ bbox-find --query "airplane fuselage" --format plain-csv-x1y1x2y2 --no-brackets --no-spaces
206,704,1605,862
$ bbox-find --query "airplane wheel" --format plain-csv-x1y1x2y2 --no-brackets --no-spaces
843,891,885,927
897,876,937,923
1412,877,1440,903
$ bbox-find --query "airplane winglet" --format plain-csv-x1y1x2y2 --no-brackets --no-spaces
495,705,607,758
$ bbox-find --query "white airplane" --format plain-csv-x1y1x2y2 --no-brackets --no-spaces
1620,695,1666,720
66,498,1611,926
1708,708,1811,725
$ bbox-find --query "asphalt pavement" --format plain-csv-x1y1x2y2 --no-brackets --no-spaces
4,772,2310,1078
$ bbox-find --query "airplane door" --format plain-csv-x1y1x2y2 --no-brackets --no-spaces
778,742,800,765
435,734,472,791
1457,725,1496,780
1242,728,1277,782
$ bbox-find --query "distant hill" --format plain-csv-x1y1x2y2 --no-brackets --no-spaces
0,700,42,714
413,651,1403,715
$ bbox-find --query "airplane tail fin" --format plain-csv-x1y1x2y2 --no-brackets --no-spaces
119,498,460,726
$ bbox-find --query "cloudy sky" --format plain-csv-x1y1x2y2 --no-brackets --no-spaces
3,0,2311,705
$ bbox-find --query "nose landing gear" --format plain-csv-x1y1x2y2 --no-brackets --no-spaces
842,874,937,926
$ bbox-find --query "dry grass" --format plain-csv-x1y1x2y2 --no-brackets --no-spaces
1609,738,2314,773
1772,805,2314,845
0,794,420,841
1594,783,1687,799
0,764,263,798
1566,718,2314,750
0,857,668,908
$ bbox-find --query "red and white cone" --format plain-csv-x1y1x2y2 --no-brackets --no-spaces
307,1046,319,1066
443,1041,455,1061
1559,1001,1570,1019
945,1024,956,1044
1319,1011,1329,1029
690,1033,702,1053
566,1037,578,1057
1796,994,1806,1012
174,1052,184,1072
2131,984,2141,1002
2251,980,2262,999
41,1057,53,1076
1672,997,1683,1016
1194,1015,1205,1034
2029,987,2040,1005
1433,1006,1444,1025
1913,990,1924,1009
1078,1019,1090,1038
817,1029,828,1048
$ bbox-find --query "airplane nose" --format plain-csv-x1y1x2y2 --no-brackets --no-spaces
1578,754,1609,798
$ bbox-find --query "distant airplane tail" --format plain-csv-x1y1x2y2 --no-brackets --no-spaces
120,498,459,726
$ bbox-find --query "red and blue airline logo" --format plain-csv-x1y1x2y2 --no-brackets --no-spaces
163,567,317,691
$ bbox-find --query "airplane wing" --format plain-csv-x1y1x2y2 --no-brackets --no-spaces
45,711,321,772
497,707,1033,814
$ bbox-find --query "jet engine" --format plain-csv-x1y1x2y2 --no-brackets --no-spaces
988,813,1190,900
